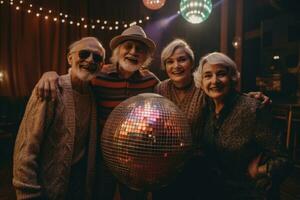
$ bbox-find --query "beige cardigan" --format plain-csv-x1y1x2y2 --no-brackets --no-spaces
13,74,98,200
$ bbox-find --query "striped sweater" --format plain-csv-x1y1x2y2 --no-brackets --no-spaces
91,68,160,130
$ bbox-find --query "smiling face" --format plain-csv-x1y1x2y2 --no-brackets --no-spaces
201,63,232,102
165,47,193,88
118,40,148,72
68,38,104,81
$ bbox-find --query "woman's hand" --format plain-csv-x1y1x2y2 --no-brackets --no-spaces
248,154,267,178
35,71,59,101
247,92,271,105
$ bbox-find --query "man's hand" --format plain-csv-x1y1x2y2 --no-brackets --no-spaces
247,92,271,105
35,71,59,101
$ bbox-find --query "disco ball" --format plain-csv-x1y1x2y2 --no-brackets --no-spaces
143,0,166,10
101,93,192,191
180,0,213,24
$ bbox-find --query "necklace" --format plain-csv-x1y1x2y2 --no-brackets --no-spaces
173,80,193,91
171,80,194,103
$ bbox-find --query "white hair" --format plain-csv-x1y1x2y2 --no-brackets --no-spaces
161,39,194,70
68,37,105,60
193,52,240,88
110,43,152,70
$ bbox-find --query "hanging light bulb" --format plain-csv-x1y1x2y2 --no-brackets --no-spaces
143,0,166,10
180,0,212,24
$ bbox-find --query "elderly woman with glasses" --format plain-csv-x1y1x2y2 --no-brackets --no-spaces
192,52,290,199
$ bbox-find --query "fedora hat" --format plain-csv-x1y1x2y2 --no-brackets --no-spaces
109,25,156,54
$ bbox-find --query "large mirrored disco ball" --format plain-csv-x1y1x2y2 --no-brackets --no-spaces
101,93,192,191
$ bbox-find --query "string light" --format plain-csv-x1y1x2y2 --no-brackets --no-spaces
1,1,151,31
0,71,4,82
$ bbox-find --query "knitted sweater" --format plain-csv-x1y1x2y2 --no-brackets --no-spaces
154,79,205,146
91,68,160,130
13,74,98,200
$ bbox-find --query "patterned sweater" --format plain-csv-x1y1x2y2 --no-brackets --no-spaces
154,79,205,147
201,91,289,198
13,74,98,200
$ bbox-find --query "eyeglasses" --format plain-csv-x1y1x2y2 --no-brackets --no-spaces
76,50,103,63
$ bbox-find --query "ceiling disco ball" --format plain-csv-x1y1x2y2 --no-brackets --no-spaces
101,93,192,191
143,0,166,10
180,0,213,24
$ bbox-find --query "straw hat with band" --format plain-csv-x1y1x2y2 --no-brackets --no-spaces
109,25,156,54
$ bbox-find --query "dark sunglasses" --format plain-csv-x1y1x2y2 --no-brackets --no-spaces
78,50,103,63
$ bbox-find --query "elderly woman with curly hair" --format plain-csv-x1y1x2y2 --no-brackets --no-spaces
193,52,290,199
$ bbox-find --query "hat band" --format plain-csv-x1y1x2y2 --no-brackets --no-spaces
124,34,146,37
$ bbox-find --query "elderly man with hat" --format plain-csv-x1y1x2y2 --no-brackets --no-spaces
92,25,160,200
34,25,160,199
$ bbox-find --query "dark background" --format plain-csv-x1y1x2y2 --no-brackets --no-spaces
1,1,300,199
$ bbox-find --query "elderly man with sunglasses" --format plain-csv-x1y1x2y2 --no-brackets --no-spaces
33,25,160,200
13,37,105,200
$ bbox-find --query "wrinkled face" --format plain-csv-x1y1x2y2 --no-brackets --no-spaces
68,39,104,81
118,40,148,72
165,47,193,87
201,63,231,102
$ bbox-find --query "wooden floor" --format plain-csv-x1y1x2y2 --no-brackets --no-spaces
1,140,300,200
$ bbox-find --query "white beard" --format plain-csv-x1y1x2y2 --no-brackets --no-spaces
119,59,141,72
74,68,95,81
